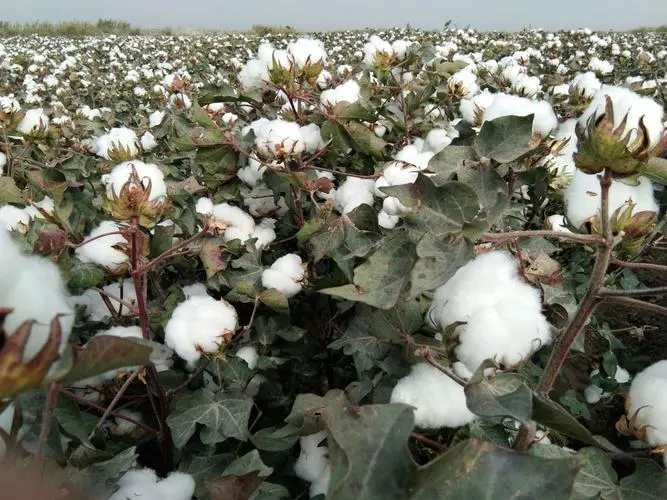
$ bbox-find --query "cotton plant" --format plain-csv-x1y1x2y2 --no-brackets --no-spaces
261,253,307,298
91,127,140,160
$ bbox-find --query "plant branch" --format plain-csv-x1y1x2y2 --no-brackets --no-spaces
611,257,667,273
92,370,139,436
600,296,667,316
598,286,667,298
36,382,59,474
133,230,206,275
481,230,604,246
421,350,467,387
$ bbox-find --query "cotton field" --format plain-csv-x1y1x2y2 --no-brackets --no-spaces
1,26,667,499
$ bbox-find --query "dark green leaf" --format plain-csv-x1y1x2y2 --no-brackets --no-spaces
474,114,536,163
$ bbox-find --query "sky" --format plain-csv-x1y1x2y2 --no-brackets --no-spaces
3,0,666,32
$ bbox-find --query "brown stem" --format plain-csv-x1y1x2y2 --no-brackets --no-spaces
611,257,667,273
36,382,59,474
90,286,139,316
481,230,604,246
68,230,126,248
166,360,211,398
304,164,380,179
92,370,139,436
410,432,446,451
601,296,667,316
514,170,614,451
133,230,206,275
599,286,667,298
59,388,158,435
422,351,467,387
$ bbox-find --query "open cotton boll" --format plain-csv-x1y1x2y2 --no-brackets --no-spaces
0,152,6,174
378,209,400,229
235,346,259,370
251,218,277,249
17,108,49,135
564,169,658,229
320,79,361,107
460,89,494,126
182,282,209,299
238,58,271,90
549,118,578,178
1,253,73,360
584,366,631,404
287,38,327,68
254,119,305,158
547,214,573,234
301,123,325,154
24,196,55,219
140,131,158,152
448,69,479,98
243,184,288,218
0,204,31,232
0,403,17,460
334,177,375,214
109,468,195,500
627,360,667,446
570,71,601,100
588,57,614,75
424,129,454,155
316,69,332,89
102,161,167,202
164,296,238,368
237,158,267,187
92,127,139,160
75,220,129,271
154,472,196,500
148,110,165,128
294,431,332,498
577,85,665,149
195,197,214,216
511,74,541,97
72,280,137,321
390,363,476,429
482,93,557,137
382,196,411,217
212,203,256,243
261,253,306,298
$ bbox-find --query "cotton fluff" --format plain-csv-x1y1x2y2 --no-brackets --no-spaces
182,282,209,299
92,127,139,160
0,227,72,360
320,80,361,107
140,131,158,152
196,198,257,243
428,251,552,374
148,110,165,128
253,119,305,158
102,161,167,202
235,346,259,370
294,431,332,498
237,158,267,187
287,38,327,68
626,360,667,446
460,89,495,126
261,253,306,298
511,74,541,97
584,366,631,404
362,35,394,67
577,85,665,150
108,468,195,500
390,363,476,429
482,93,558,136
164,296,239,367
72,280,138,321
333,177,375,214
0,205,31,232
251,218,277,249
17,108,49,135
75,220,129,271
564,169,658,229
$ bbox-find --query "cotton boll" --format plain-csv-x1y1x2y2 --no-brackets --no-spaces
92,127,139,160
547,214,573,233
460,89,494,126
316,69,332,89
511,74,541,97
110,468,195,500
320,79,361,107
140,131,158,152
164,296,239,367
424,128,453,154
0,205,31,232
577,85,665,150
195,197,214,216
294,431,331,497
112,410,143,436
24,195,55,219
154,472,196,500
550,118,578,177
0,152,7,174
254,119,305,158
448,69,479,98
2,254,73,360
235,346,259,369
564,170,658,229
210,203,256,243
75,220,129,271
390,363,476,428
483,93,557,136
301,123,325,154
334,177,375,214
237,158,267,187
382,196,410,216
584,366,631,404
102,160,167,202
0,403,16,459
148,110,165,128
17,108,49,135
238,58,270,90
570,71,601,100
261,253,306,298
378,209,399,229
168,93,192,109
251,218,277,249
588,57,614,75
287,38,327,68
627,360,667,446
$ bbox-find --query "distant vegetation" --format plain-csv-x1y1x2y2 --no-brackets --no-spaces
0,19,142,37
628,25,667,33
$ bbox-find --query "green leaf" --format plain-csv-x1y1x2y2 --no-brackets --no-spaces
200,237,228,279
193,102,219,129
167,388,252,448
570,448,618,500
54,395,97,449
461,168,510,225
209,472,264,500
474,114,536,163
64,262,106,294
329,313,394,375
337,102,377,122
344,121,388,158
407,234,473,298
150,223,176,258
180,453,235,499
326,400,415,500
284,390,346,435
320,231,415,309
464,372,534,424
58,336,154,385
259,288,289,312
427,145,477,185
382,176,482,238
250,425,300,452
222,450,273,477
409,439,578,499
619,459,667,498
82,446,138,493
369,299,423,341
0,177,26,203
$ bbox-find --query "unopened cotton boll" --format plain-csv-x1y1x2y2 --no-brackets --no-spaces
164,296,239,367
75,220,129,271
235,346,259,370
17,108,49,135
102,160,167,202
626,360,667,446
333,177,375,214
428,251,551,373
294,431,332,498
261,253,306,298
320,79,361,107
92,127,139,160
390,363,476,428
564,169,658,229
